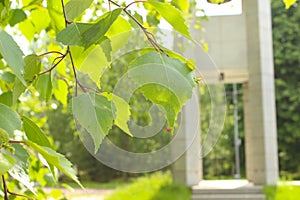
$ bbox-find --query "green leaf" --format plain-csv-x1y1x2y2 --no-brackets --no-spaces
0,92,12,107
13,79,27,104
0,103,22,137
65,0,93,21
56,23,93,46
53,79,68,105
103,93,132,136
72,92,114,153
99,36,112,62
24,54,41,83
18,19,36,41
105,16,132,56
30,7,51,34
35,74,52,101
0,153,16,175
8,143,36,194
145,1,191,39
127,52,195,127
0,71,15,83
47,0,65,33
0,29,26,85
112,95,132,136
9,9,27,26
171,0,189,12
0,128,9,144
27,140,82,188
106,16,132,37
79,45,109,85
22,116,51,147
56,8,122,48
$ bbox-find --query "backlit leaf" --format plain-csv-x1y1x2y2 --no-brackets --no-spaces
145,1,191,39
80,45,109,85
47,0,65,33
30,7,51,33
65,0,93,21
53,79,68,105
103,93,132,136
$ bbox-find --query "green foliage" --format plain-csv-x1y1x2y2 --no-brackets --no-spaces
272,0,300,179
105,172,191,200
57,8,122,48
0,0,198,198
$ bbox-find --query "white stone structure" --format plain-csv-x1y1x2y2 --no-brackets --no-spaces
172,0,279,186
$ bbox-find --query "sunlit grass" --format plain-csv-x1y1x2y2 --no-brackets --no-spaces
264,184,300,200
105,171,191,200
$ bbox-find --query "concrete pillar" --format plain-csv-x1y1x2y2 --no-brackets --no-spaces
172,88,202,186
243,0,279,185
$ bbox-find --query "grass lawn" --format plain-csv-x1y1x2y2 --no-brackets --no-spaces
264,184,300,200
105,171,191,200
61,171,191,200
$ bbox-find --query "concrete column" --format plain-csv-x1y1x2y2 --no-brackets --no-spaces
243,0,279,185
172,88,202,186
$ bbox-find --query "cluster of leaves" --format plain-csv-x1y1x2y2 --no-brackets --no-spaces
0,0,197,198
272,0,300,179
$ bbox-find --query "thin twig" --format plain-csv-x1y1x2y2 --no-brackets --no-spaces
61,0,71,25
108,0,111,11
38,53,68,76
7,189,35,200
2,175,8,200
38,51,64,58
8,140,26,144
109,0,164,53
125,0,146,9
